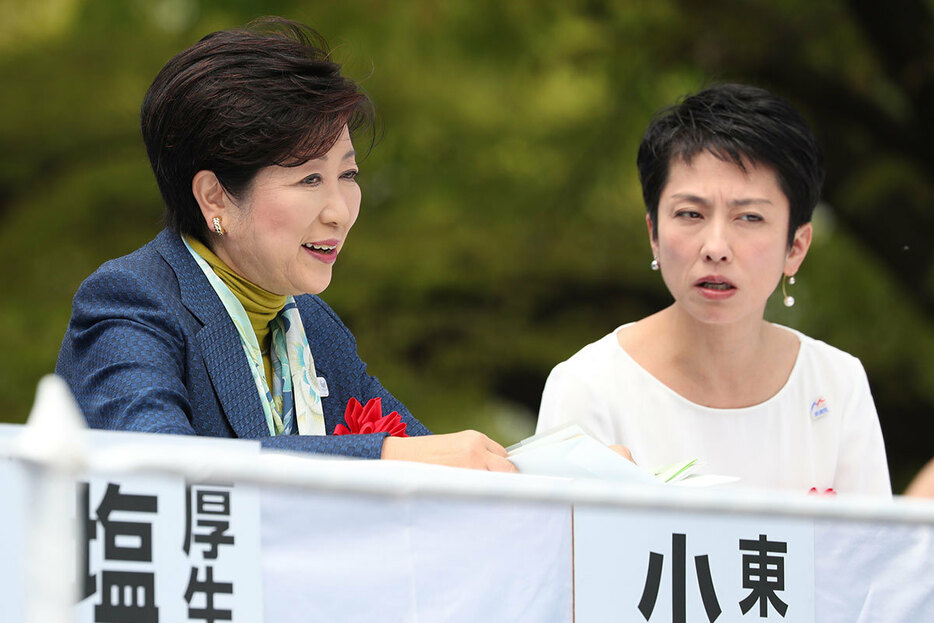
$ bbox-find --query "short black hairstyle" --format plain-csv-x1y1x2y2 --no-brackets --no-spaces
141,17,373,245
636,83,824,246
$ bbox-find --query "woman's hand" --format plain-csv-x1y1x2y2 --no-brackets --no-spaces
905,457,934,497
609,444,635,463
381,430,517,472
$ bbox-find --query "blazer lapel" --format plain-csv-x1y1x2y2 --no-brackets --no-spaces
196,321,270,439
154,230,269,440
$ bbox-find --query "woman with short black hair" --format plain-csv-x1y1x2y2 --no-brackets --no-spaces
538,84,890,494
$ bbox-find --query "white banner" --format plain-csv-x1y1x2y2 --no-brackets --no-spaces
815,520,934,621
261,487,573,622
73,475,262,622
574,506,815,622
0,458,27,623
72,433,263,623
3,422,933,623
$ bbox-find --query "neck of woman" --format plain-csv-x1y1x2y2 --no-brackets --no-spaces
667,304,769,367
621,304,799,409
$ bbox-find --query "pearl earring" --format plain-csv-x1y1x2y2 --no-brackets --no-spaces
213,216,225,236
651,258,660,271
782,274,796,307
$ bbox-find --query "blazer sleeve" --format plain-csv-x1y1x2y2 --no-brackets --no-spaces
55,262,201,437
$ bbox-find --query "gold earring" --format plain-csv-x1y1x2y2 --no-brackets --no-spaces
213,216,225,236
782,274,796,307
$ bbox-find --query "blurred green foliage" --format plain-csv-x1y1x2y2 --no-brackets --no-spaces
1,0,930,491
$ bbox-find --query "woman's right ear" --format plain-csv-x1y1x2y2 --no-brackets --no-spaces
191,170,227,232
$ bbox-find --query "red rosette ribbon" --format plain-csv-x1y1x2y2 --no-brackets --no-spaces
333,397,409,437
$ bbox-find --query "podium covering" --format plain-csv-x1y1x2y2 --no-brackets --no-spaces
1,423,931,622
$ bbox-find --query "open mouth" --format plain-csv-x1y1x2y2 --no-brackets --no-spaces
698,281,735,291
302,243,337,255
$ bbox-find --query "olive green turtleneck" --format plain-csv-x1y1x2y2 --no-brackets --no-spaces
186,236,288,389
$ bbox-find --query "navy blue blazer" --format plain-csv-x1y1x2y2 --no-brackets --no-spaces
56,229,430,458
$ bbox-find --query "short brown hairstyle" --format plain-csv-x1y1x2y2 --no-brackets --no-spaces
141,17,373,244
